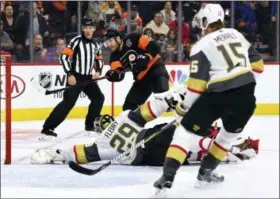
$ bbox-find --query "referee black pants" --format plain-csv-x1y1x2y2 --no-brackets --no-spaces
43,74,105,130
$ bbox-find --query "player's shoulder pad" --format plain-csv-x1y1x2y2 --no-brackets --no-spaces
190,37,209,57
109,51,118,63
125,33,141,44
114,110,131,124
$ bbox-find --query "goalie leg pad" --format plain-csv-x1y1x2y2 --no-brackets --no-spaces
30,149,66,164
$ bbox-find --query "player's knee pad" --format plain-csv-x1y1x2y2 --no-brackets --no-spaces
214,126,239,151
170,125,203,154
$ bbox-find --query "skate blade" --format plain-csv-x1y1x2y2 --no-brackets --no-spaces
194,179,223,189
84,131,98,137
38,135,56,141
194,180,209,188
152,188,168,198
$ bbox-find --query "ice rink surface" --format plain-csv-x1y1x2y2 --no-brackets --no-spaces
1,116,279,198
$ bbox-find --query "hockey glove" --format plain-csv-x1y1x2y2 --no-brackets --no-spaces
105,68,125,82
134,54,150,73
175,103,189,123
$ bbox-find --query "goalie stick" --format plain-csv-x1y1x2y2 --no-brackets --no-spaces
30,76,108,95
68,119,177,176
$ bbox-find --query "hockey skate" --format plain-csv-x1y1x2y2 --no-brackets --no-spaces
153,173,174,197
39,129,57,141
84,126,98,137
195,168,224,188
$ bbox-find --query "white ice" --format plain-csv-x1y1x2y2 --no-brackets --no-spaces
1,116,279,198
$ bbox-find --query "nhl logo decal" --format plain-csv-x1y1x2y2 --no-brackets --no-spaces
39,72,52,89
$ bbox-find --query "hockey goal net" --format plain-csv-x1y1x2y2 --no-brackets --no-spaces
1,51,12,164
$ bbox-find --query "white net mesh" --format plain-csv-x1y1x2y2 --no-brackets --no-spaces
1,52,11,164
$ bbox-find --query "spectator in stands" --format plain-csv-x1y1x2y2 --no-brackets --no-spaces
157,34,167,53
0,20,13,51
99,1,123,32
123,4,142,33
235,1,258,42
16,33,47,62
271,1,277,23
160,2,176,25
16,2,49,47
84,1,103,23
45,37,65,62
143,28,154,40
43,1,69,37
168,13,190,46
93,20,106,38
165,29,177,48
1,5,17,42
161,41,177,63
144,12,169,38
33,33,47,62
160,29,178,54
182,2,200,23
137,2,164,26
1,1,5,13
256,1,277,57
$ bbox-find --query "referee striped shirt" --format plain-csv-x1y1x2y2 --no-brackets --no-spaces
60,35,103,76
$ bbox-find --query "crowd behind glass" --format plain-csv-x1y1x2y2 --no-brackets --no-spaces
0,1,279,63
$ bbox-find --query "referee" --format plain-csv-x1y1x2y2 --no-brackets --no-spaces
40,18,105,139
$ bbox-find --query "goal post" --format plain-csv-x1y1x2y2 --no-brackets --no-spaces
1,51,12,164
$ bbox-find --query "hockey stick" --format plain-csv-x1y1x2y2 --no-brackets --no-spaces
68,119,177,176
30,76,108,95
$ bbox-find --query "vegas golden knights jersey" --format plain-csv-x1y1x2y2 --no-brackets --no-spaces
93,110,144,164
187,28,264,94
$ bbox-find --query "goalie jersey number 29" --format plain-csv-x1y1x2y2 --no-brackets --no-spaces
95,111,143,164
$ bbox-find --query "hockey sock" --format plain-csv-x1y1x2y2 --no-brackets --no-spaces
163,144,188,176
199,141,228,172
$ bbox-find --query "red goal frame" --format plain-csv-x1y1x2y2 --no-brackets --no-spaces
1,51,12,164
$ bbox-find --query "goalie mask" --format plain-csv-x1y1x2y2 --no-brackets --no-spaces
94,114,115,133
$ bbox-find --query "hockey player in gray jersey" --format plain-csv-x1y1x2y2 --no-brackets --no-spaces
153,3,264,195
31,88,259,166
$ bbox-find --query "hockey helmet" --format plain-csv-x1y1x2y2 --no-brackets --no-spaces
102,28,121,42
94,114,115,133
198,3,225,30
82,18,96,27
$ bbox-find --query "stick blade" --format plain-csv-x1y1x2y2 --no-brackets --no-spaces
69,161,96,175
